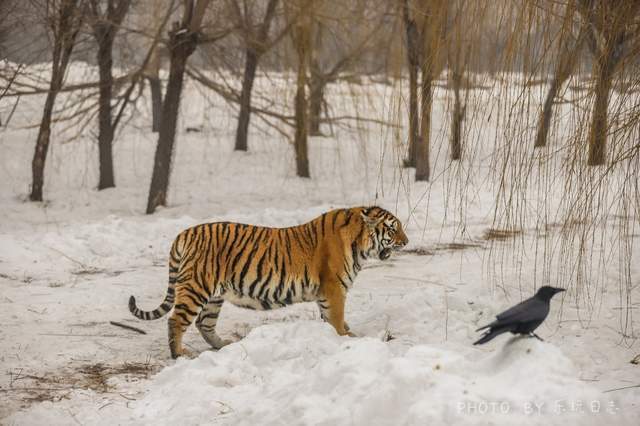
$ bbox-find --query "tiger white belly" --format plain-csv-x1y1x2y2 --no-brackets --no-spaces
223,292,273,310
222,282,318,311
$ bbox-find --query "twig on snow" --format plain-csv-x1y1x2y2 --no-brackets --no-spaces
603,384,640,393
109,321,147,335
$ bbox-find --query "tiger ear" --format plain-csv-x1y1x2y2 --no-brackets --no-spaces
360,211,384,228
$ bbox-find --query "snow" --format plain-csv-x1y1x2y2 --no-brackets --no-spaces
5,323,632,425
1,64,639,424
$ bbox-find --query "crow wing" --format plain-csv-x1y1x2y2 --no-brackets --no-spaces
476,297,549,331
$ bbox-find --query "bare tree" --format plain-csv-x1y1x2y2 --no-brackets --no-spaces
141,0,169,133
308,21,325,136
87,0,130,190
401,0,419,167
145,46,164,132
146,0,211,214
415,0,447,181
287,0,312,178
446,0,471,161
230,0,279,151
534,1,586,149
307,1,387,136
30,0,84,202
577,0,640,165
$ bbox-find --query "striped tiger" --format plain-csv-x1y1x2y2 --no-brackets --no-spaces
129,206,408,358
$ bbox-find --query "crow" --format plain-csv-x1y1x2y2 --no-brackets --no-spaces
474,286,565,345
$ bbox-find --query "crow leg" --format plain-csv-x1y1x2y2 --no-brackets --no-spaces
529,332,544,341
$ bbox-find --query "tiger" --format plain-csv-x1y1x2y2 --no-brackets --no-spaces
128,206,408,358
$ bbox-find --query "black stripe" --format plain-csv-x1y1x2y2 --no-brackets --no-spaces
261,300,272,310
283,288,293,305
303,265,310,287
256,267,273,297
175,303,198,317
229,228,257,273
332,211,340,230
185,285,208,305
170,250,181,265
198,311,219,321
247,250,268,296
320,214,326,237
292,228,305,250
337,274,349,291
174,310,191,324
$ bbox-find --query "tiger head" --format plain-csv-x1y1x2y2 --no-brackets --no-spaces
359,207,409,260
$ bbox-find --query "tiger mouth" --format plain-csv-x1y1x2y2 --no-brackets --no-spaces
379,248,392,260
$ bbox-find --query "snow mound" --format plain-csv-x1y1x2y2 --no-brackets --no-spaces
8,321,629,425
125,321,614,425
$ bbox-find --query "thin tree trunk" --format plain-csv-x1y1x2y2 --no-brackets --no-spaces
414,0,446,180
534,77,562,148
146,43,163,132
294,45,310,178
146,28,198,214
30,1,80,202
402,0,419,168
234,48,258,151
89,0,130,189
230,0,278,151
291,3,311,179
31,86,58,202
450,69,463,160
148,75,162,132
96,28,116,189
308,77,324,136
535,25,584,148
588,51,615,166
415,71,432,181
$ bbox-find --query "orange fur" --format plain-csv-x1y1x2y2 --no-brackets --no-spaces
129,206,408,358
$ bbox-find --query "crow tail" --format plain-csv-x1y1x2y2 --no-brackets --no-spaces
473,324,515,345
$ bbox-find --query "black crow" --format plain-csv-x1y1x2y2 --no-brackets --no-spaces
474,286,565,345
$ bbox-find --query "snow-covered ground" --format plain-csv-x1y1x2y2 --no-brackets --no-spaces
0,65,639,425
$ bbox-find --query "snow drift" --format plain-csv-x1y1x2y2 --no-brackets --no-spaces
11,321,626,425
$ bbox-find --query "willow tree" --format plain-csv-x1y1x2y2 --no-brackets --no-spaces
577,0,640,166
287,0,312,178
446,0,472,161
415,0,447,181
534,1,585,149
400,0,420,167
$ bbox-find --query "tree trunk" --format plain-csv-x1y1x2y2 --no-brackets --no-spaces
535,28,584,149
146,29,198,214
96,27,116,189
402,0,419,168
145,45,163,132
291,7,311,179
587,52,615,166
415,71,432,181
31,88,58,202
294,47,310,178
534,78,561,148
234,48,258,151
148,75,163,132
308,77,324,136
450,69,463,160
30,1,79,202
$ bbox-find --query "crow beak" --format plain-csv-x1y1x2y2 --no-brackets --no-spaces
556,288,566,294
